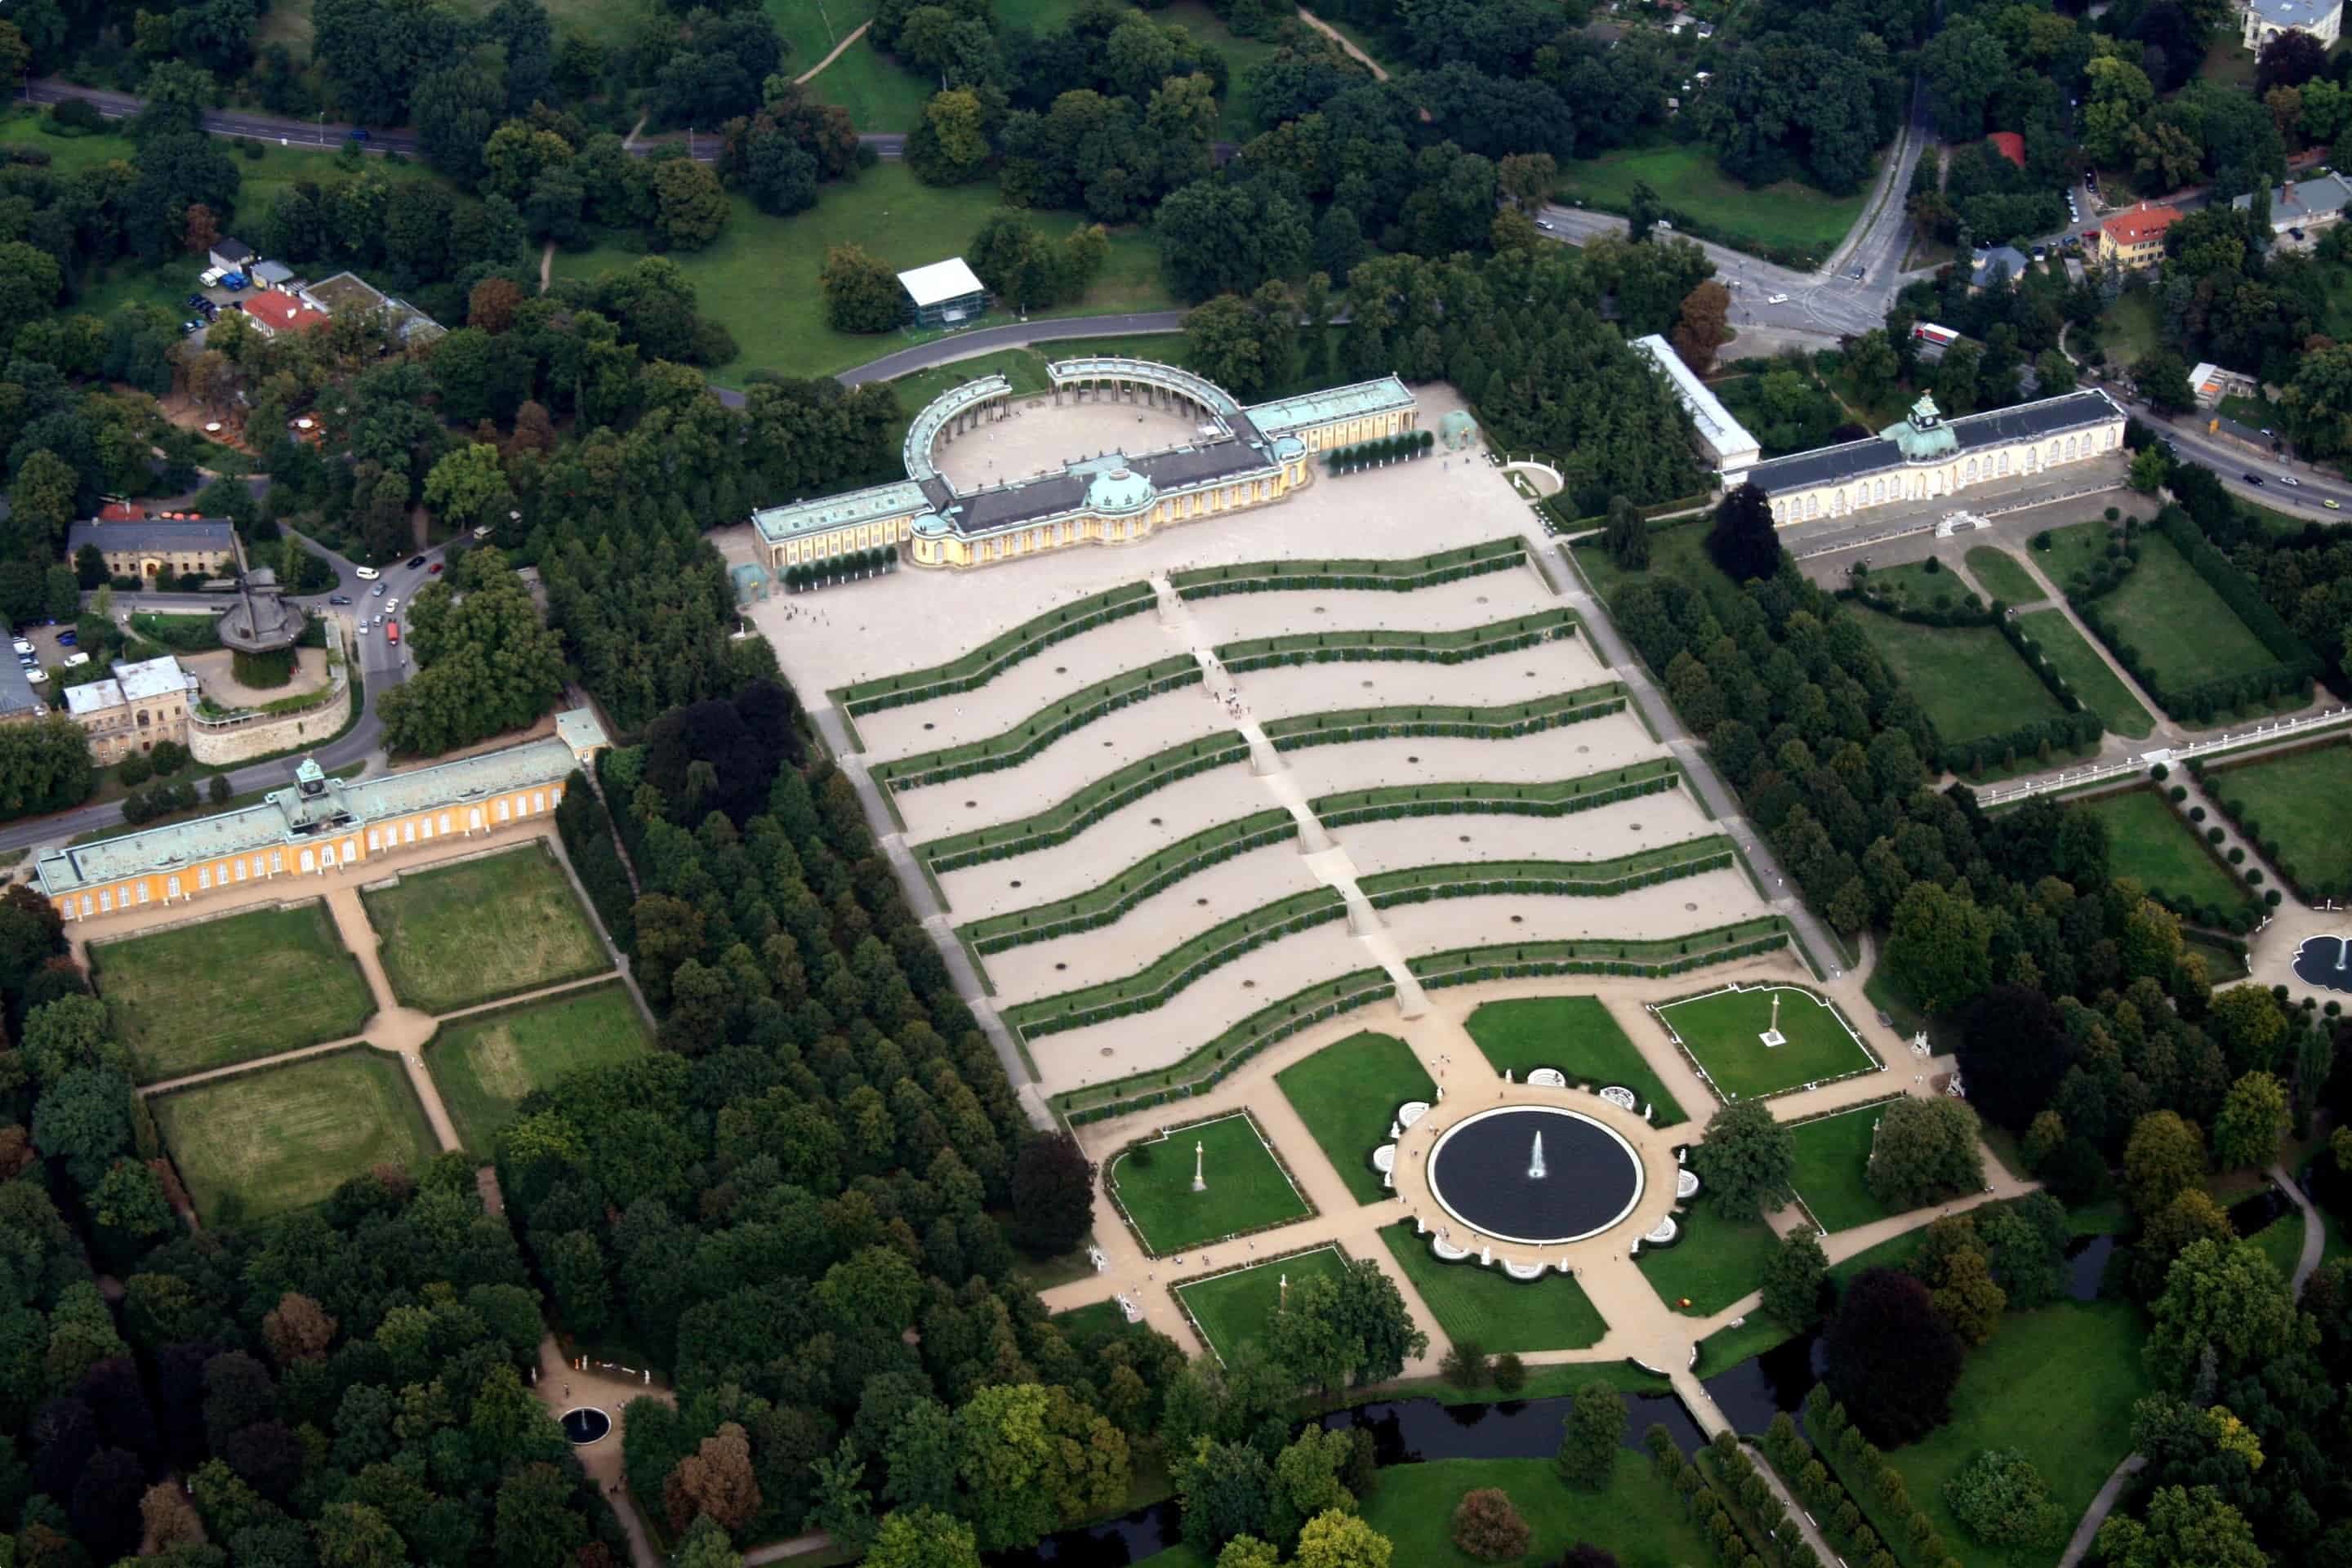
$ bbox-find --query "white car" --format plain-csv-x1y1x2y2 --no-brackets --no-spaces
9,640,29,657
1766,292,1789,305
385,597,399,615
354,565,380,581
2279,474,2301,486
61,652,88,669
24,668,46,684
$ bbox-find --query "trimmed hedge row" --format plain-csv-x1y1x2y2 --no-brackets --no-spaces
1213,608,1578,673
958,809,1297,953
2196,747,2352,904
1783,1389,1962,1568
1059,969,1399,1125
1310,762,1683,826
1359,840,1734,907
1938,706,2103,779
1170,537,1525,599
2129,780,2261,932
1645,1425,1820,1568
1325,429,1436,473
1407,919,1791,988
2069,514,2318,724
1543,493,1710,537
1842,577,1989,629
554,768,637,955
916,735,1250,874
1263,683,1628,751
1692,1430,1821,1568
831,581,1156,713
1003,888,1349,1037
871,656,1203,791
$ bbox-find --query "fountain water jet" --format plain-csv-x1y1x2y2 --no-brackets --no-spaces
1529,1130,1547,1180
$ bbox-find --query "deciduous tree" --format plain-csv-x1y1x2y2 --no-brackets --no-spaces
1690,1099,1793,1221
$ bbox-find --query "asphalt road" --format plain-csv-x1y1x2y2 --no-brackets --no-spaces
0,533,449,856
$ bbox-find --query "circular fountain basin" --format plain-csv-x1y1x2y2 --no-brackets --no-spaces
1426,1106,1644,1245
562,1408,612,1446
2294,935,2352,996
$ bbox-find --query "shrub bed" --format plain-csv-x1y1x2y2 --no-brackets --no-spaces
915,735,1250,874
1309,760,1685,825
1359,839,1735,907
1408,918,1793,988
831,581,1156,713
1170,537,1524,598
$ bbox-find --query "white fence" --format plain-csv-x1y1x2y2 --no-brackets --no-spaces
1975,706,2352,808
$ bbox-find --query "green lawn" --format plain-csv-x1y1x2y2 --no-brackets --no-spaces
1050,1299,1134,1344
2099,288,2162,368
1379,1223,1607,1353
360,845,611,1015
1359,1455,1722,1568
1659,985,1876,1102
1463,996,1688,1127
1553,138,1870,260
1963,546,2045,607
800,33,936,134
425,982,650,1152
1637,1206,1781,1315
91,902,374,1084
1855,559,1971,613
550,163,1175,386
2078,786,2252,916
2033,519,2128,594
769,0,874,67
1176,1245,1351,1363
2205,742,2352,893
1850,605,2069,750
1571,523,1721,608
2099,532,2285,694
2252,1211,2304,1280
1883,1300,2152,1568
1785,1107,1896,1233
1109,1112,1311,1254
154,1049,440,1222
1275,1032,1437,1205
2018,609,2157,739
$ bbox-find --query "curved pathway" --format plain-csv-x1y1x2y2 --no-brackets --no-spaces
794,20,871,84
1296,7,1388,80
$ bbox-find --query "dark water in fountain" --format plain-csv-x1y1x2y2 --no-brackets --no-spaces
559,1408,610,1446
2294,935,2352,996
982,1388,1708,1566
1428,1107,1642,1243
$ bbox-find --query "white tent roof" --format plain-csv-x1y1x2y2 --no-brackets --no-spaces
898,257,986,308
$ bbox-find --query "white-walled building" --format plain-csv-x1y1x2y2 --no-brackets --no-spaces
2242,0,2341,50
1748,390,2127,528
1628,334,1762,483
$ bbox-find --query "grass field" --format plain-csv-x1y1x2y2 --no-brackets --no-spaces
1176,1245,1351,1362
154,1049,439,1221
93,902,373,1083
2207,742,2352,893
361,846,611,1015
1637,1206,1780,1315
2097,532,2283,693
1378,1223,1607,1353
1884,1300,2151,1568
2033,519,2127,592
1110,1112,1310,1254
425,983,650,1152
800,33,935,135
2018,608,2156,739
2099,288,2162,368
1275,1032,1437,1205
1659,985,1875,1102
1784,1106,1895,1232
549,163,1174,385
1050,1299,1134,1344
2079,787,2252,915
1552,139,1869,259
1361,1455,1721,1568
1963,546,2045,606
1850,605,2069,748
1463,996,1688,1127
1855,559,1970,612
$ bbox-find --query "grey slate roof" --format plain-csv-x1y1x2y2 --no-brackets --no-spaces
0,646,38,719
1748,390,2123,494
67,519,236,555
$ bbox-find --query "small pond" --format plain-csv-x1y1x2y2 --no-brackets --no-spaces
2294,935,2352,996
1701,1330,1823,1433
2064,1233,2117,1301
2230,1184,2291,1238
560,1407,611,1446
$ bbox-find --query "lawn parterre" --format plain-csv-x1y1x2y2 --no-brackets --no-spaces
1635,1206,1781,1315
2203,741,2352,898
1464,996,1689,1127
361,845,612,1015
1784,1105,1897,1232
1378,1223,1608,1353
2032,519,2127,593
1849,605,2069,747
1962,546,2045,607
2087,532,2284,694
1657,984,1877,1102
1176,1245,1352,1363
153,1049,440,1222
1553,137,1870,261
425,983,651,1152
2078,786,2252,919
1109,1112,1312,1254
1274,1032,1437,1205
1882,1300,2152,1568
2017,608,2156,739
92,902,374,1083
1349,1455,1722,1568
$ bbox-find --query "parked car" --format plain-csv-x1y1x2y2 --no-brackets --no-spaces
327,594,351,605
345,127,370,141
180,320,200,336
56,631,76,647
472,523,494,540
61,652,88,668
2325,498,2341,510
371,582,385,597
24,668,47,684
354,565,380,581
385,598,399,615
2279,474,2301,485
427,561,443,575
404,555,426,570
1535,218,1556,231
185,294,207,310
10,640,31,657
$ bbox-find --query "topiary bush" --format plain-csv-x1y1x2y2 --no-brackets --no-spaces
1451,1489,1531,1562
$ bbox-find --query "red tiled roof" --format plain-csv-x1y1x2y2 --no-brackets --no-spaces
1988,131,2025,168
239,292,330,334
2101,203,2181,246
